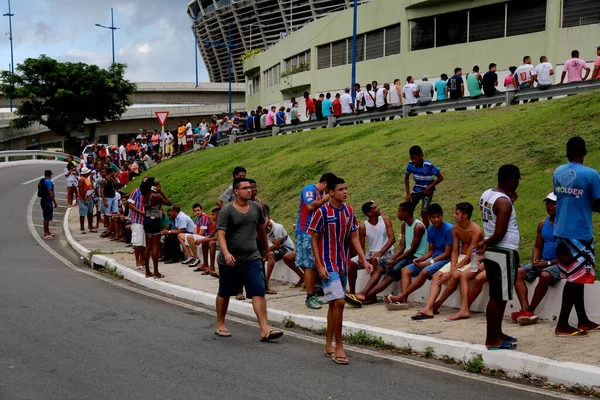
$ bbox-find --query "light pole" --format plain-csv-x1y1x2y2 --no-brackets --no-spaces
290,0,293,31
204,24,238,118
3,0,14,112
95,8,120,65
191,4,199,87
249,22,266,50
350,0,358,106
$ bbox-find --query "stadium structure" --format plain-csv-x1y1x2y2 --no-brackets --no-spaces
186,0,371,83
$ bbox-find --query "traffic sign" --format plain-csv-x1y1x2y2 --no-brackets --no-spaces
155,111,170,126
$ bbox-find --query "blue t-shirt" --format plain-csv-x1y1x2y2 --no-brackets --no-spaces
553,162,600,240
435,80,447,100
321,99,333,117
427,221,453,257
447,75,463,99
43,178,54,201
246,115,254,129
541,217,557,261
276,111,285,126
406,160,441,194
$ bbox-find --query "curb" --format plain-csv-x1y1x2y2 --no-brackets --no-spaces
62,208,600,389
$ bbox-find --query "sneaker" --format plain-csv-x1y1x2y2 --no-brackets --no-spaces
190,258,202,267
182,257,194,265
316,297,328,305
305,296,322,310
510,311,525,322
517,312,539,326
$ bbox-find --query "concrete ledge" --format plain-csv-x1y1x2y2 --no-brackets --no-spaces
62,208,600,389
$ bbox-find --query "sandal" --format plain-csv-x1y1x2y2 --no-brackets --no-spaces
487,340,518,350
289,282,304,288
265,288,278,295
332,355,349,365
344,293,363,308
260,330,283,342
555,329,589,338
215,329,232,337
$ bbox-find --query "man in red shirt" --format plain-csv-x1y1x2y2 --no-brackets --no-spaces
332,93,342,117
304,92,316,121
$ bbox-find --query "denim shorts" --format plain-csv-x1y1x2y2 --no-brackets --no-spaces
295,232,314,269
104,197,119,214
78,198,94,217
406,258,449,279
41,199,53,221
411,192,433,213
218,258,266,298
521,263,560,285
387,258,413,281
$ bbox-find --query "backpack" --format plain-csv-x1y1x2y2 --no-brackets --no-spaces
360,93,366,107
37,178,49,198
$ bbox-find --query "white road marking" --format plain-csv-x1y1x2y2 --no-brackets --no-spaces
22,176,44,185
24,191,581,400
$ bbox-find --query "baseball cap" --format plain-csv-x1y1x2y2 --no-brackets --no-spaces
44,169,53,177
81,167,91,175
423,75,429,81
544,192,557,202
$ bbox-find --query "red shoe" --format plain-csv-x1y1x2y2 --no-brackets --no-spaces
510,311,525,322
517,312,539,326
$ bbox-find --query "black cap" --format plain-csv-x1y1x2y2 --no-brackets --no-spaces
44,169,53,177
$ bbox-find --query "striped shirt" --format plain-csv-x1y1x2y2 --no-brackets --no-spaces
195,213,215,236
406,160,440,194
308,203,359,274
128,188,144,224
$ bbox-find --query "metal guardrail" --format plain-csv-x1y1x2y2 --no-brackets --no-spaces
213,80,600,145
0,150,81,163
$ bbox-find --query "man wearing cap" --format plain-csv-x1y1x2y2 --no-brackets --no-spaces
512,192,560,326
592,46,600,81
40,169,57,239
77,167,96,234
416,76,434,115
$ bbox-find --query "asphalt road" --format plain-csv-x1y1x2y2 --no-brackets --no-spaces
0,163,560,400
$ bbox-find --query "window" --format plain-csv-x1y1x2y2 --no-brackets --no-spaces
469,3,506,42
331,39,347,67
317,44,331,69
248,74,260,95
355,34,365,62
563,0,600,27
285,50,311,72
436,10,467,47
410,17,434,50
263,64,280,88
366,29,384,60
507,0,546,36
384,24,401,55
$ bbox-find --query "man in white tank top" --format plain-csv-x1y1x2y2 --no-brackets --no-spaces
477,164,521,350
347,201,396,305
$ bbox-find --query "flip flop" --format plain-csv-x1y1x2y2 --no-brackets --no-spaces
265,288,278,295
324,350,334,358
236,294,246,301
581,325,600,332
260,330,283,342
344,293,363,308
332,356,349,365
215,329,232,337
504,335,518,343
210,271,220,278
201,270,211,275
411,311,434,320
289,283,303,288
555,330,590,338
384,295,409,311
487,340,518,350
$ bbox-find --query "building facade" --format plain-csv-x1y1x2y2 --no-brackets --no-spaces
186,0,372,83
242,0,600,112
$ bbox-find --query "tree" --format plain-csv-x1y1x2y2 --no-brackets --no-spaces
0,54,136,152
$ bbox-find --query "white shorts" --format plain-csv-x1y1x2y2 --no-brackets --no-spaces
184,234,207,246
178,137,186,145
437,255,470,285
131,223,146,247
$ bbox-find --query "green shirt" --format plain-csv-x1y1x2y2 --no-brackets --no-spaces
467,73,482,97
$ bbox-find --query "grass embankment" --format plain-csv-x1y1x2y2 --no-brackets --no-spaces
137,91,600,274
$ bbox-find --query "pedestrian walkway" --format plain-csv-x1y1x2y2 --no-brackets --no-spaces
67,209,600,367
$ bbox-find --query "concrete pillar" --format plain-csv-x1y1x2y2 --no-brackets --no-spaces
327,116,336,128
272,126,280,136
545,0,561,66
505,91,515,106
402,105,411,118
108,134,118,147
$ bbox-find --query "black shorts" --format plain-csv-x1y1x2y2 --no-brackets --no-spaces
410,192,433,213
218,258,266,298
143,216,162,235
41,199,53,221
273,248,292,262
483,247,519,302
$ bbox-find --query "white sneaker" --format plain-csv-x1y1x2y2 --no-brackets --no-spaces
182,257,193,265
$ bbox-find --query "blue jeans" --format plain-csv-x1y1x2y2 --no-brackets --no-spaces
387,258,413,282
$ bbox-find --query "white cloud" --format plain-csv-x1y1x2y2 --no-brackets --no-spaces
137,43,151,53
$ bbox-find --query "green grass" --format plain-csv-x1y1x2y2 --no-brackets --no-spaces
136,91,600,274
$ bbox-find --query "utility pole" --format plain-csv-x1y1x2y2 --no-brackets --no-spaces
3,0,14,112
204,24,238,118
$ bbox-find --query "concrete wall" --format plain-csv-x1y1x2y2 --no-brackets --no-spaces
243,0,600,112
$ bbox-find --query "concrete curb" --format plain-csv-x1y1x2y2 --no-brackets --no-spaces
62,209,600,389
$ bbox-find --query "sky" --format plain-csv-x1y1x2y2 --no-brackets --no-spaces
0,0,209,83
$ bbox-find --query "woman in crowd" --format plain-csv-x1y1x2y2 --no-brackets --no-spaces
141,177,172,279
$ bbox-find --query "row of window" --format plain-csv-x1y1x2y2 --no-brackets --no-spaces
285,50,311,73
248,75,260,95
263,64,281,89
317,24,401,70
562,0,600,27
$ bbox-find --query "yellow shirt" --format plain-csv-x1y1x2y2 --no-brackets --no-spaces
177,126,186,138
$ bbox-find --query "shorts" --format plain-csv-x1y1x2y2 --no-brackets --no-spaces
387,258,412,281
291,119,299,125
178,137,186,145
437,254,469,274
218,258,265,298
77,198,93,216
537,84,552,90
521,263,560,285
96,197,104,214
143,216,163,235
104,197,119,215
406,258,450,279
131,223,146,247
272,247,293,262
41,199,53,221
323,271,347,302
184,234,207,246
295,232,314,269
351,249,393,268
309,113,316,120
555,237,595,284
66,182,78,188
411,192,433,213
165,144,173,153
483,246,519,301
519,83,531,89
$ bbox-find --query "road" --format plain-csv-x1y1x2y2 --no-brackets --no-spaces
0,164,562,399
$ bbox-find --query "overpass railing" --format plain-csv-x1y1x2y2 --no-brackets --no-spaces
0,150,81,163
216,80,600,145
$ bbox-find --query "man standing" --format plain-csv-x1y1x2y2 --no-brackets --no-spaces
128,181,146,271
592,46,600,80
332,93,342,117
309,177,372,364
119,140,127,165
315,94,324,121
354,84,365,123
296,173,336,310
403,76,418,106
215,178,283,342
477,164,521,350
39,170,57,239
304,92,316,121
553,137,600,337
340,87,354,116
416,76,433,107
322,93,333,119
177,121,186,154
482,63,501,108
216,166,246,209
78,167,96,234
447,68,465,110
535,56,555,90
266,106,276,129
560,50,591,84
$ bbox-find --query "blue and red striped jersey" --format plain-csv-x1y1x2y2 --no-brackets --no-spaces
308,203,359,274
195,213,215,236
128,188,144,224
295,184,321,235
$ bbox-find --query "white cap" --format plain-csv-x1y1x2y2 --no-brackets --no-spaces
544,192,557,202
81,167,91,175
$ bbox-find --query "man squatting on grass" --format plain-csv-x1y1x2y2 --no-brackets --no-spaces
309,177,373,364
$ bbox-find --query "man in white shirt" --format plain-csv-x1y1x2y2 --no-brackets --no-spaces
513,56,536,90
164,130,174,158
403,76,418,105
535,56,555,91
340,87,354,115
118,141,127,164
185,118,193,149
